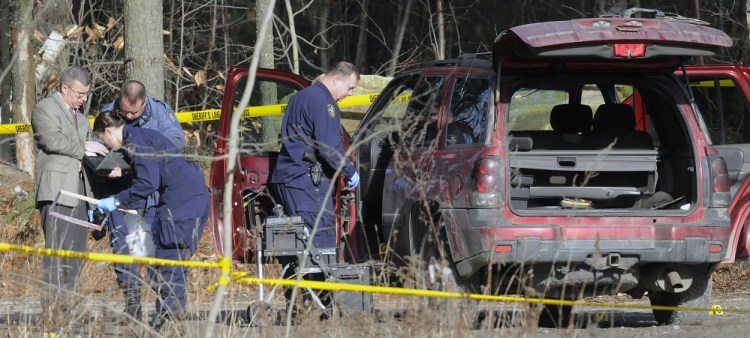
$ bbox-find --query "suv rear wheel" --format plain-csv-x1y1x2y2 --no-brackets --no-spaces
417,221,461,292
648,264,714,325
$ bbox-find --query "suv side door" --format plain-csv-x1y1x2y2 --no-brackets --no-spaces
209,67,310,261
687,67,750,198
351,72,419,260
381,73,448,259
431,71,491,262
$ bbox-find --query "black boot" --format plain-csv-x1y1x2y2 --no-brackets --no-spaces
149,313,168,331
124,289,142,320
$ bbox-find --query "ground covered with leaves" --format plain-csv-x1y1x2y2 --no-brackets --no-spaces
1,164,750,337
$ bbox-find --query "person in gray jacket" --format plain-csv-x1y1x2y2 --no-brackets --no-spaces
31,66,108,318
97,80,185,319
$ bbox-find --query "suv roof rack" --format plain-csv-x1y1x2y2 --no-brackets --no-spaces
426,53,492,68
607,7,710,26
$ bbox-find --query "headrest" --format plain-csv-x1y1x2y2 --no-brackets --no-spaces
593,103,636,135
549,104,593,133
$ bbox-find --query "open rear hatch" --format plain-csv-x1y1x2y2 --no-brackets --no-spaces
496,18,732,213
493,17,732,71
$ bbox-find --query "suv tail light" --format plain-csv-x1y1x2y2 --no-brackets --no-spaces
707,155,731,207
612,43,646,58
471,157,500,207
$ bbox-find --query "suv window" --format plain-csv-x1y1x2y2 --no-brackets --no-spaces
402,76,446,149
363,76,418,134
508,88,570,131
691,77,750,144
235,77,299,152
446,77,489,146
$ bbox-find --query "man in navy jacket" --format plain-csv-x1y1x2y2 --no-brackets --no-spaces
94,111,208,329
270,61,360,255
98,80,185,319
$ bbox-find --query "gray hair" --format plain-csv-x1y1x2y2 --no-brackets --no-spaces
326,61,360,81
60,66,92,88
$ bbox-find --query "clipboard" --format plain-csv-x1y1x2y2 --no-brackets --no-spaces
83,150,131,176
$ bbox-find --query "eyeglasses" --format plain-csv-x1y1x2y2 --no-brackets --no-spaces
117,102,145,116
63,85,89,98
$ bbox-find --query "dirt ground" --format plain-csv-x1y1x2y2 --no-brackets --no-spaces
1,163,749,337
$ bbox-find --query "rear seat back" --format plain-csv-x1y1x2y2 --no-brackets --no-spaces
588,103,653,149
550,104,593,133
511,104,593,150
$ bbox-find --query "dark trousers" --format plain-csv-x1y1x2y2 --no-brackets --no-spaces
270,182,336,249
109,209,156,289
150,208,208,317
38,200,87,309
149,247,191,318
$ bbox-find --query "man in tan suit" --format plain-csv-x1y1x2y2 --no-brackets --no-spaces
31,66,107,316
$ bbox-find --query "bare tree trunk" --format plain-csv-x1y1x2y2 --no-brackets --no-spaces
318,1,330,70
694,0,699,19
198,0,218,112
124,0,165,100
436,0,445,60
284,0,300,74
0,1,12,162
257,0,278,145
387,0,413,77
166,0,176,104
594,0,627,17
354,0,369,71
206,2,276,335
10,0,35,175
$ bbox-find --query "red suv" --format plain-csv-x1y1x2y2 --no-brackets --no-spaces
355,16,734,324
210,15,737,326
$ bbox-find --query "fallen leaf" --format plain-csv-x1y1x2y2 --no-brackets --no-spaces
106,17,116,31
182,67,193,78
113,36,124,49
33,30,44,44
66,26,84,39
45,75,59,94
84,26,96,43
92,22,105,39
215,84,225,91
194,70,206,86
163,54,174,67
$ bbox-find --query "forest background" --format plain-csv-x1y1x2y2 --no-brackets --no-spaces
1,0,750,173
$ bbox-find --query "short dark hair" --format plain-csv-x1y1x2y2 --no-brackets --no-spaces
326,61,360,81
60,66,92,88
93,111,126,133
120,80,147,106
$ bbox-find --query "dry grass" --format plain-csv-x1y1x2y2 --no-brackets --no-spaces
4,164,748,337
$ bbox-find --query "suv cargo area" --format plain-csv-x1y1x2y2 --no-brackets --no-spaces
507,76,698,213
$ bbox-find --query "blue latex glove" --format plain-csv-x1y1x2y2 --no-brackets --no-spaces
87,210,94,222
97,196,117,213
348,171,360,189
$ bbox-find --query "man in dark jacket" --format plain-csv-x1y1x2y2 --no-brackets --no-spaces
98,80,185,319
270,61,360,256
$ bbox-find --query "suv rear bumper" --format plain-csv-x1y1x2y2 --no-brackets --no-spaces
489,237,725,263
443,208,729,278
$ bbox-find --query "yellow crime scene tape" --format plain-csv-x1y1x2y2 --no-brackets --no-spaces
2,89,735,315
0,92,385,135
0,241,745,315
